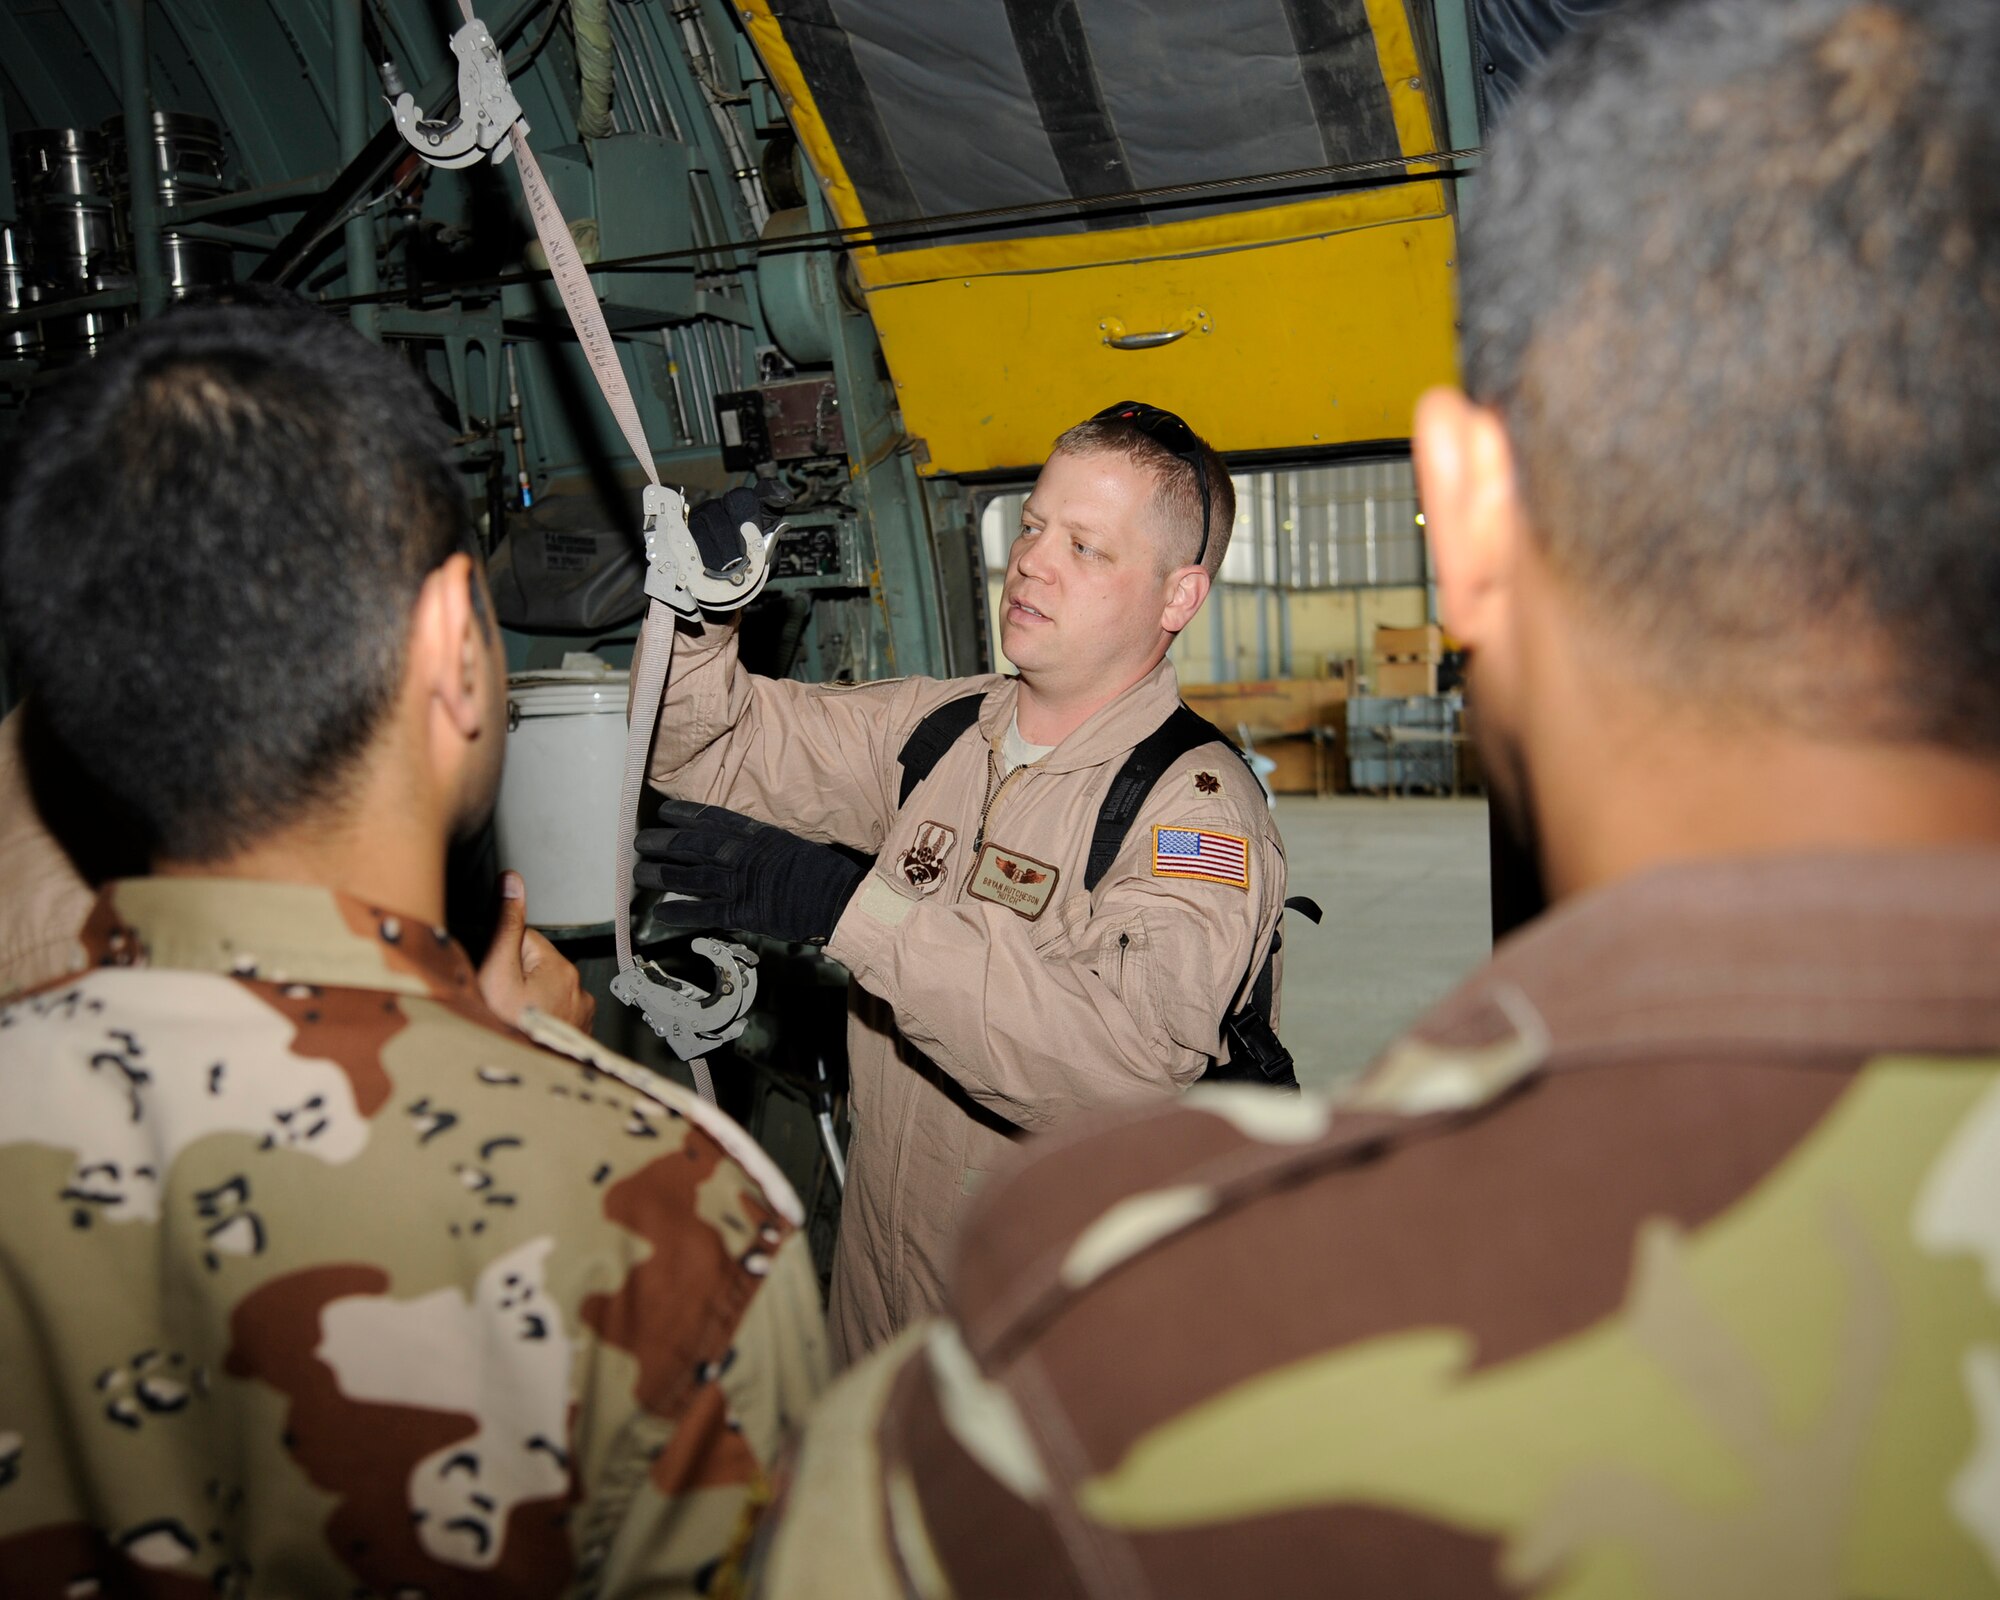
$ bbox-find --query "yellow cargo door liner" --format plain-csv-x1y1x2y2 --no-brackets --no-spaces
742,0,1460,473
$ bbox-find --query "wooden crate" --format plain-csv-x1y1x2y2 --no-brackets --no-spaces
1183,676,1349,739
1374,623,1444,662
1259,735,1321,795
1374,659,1439,697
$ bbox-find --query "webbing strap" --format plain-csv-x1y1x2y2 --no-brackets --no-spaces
451,0,654,491
449,0,716,1100
895,692,987,806
1084,705,1239,892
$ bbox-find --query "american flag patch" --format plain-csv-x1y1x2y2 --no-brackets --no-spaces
1152,825,1251,889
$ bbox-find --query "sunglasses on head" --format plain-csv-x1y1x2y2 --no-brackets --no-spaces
1093,400,1212,568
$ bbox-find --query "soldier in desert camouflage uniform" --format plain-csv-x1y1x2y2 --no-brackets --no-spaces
751,1,2000,1595
0,304,827,1597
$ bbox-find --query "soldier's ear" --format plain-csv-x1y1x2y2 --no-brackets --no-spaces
410,552,490,743
1413,387,1524,655
1161,564,1210,634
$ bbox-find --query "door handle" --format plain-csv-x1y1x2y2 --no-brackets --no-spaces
1100,309,1212,350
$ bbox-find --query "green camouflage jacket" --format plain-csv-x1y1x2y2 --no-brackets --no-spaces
755,850,2000,1599
0,878,828,1598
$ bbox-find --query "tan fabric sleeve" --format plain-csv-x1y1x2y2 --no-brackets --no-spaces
640,610,947,855
826,779,1286,1132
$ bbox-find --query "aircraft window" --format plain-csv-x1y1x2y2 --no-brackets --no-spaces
976,461,1422,591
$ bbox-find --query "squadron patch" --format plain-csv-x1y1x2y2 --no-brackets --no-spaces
1152,825,1251,890
966,842,1061,920
899,821,957,895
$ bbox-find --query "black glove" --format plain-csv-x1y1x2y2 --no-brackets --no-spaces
687,481,790,578
634,799,867,944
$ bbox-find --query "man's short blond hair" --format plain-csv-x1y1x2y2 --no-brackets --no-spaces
1050,414,1234,578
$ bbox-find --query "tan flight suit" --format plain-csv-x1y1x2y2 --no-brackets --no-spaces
755,849,2000,1600
0,877,829,1598
0,706,92,999
646,614,1287,1365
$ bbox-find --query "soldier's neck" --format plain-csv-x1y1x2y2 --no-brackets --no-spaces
1524,668,2000,902
154,762,448,925
1016,650,1167,746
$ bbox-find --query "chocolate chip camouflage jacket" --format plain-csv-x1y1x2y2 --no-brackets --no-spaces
754,851,2000,1600
0,878,829,1599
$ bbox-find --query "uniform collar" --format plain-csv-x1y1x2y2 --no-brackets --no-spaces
1392,848,2000,1071
76,876,482,1004
975,659,1184,775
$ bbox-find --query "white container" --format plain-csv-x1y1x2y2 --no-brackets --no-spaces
494,661,631,932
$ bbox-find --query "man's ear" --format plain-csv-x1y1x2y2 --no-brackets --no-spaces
409,551,490,742
1160,565,1211,636
1413,386,1526,652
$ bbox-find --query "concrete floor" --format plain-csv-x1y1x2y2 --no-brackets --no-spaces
1272,795,1494,1092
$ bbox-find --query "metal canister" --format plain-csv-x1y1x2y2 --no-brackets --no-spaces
40,271,134,365
160,233,234,298
28,197,122,288
100,111,227,193
100,112,236,301
0,226,41,359
11,128,106,203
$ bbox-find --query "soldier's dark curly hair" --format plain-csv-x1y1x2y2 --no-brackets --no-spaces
1460,0,2000,749
0,299,467,862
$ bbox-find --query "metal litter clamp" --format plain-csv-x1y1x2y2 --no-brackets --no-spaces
609,936,760,1059
388,17,524,169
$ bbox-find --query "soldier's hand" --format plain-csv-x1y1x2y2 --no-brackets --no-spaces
478,870,597,1032
688,480,790,577
635,800,866,944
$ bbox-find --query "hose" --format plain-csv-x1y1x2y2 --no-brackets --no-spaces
573,0,615,139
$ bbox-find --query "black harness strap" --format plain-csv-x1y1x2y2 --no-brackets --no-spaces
895,691,987,806
1084,704,1245,892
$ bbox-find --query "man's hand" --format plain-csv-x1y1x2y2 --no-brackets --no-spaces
477,870,597,1031
634,800,867,944
688,481,791,578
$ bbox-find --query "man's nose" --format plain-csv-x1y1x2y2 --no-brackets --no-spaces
1014,536,1053,581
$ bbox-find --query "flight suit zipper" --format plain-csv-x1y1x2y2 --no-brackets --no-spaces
971,749,1026,853
963,749,1034,899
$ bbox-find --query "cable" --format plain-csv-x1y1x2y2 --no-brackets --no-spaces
315,144,1480,311
510,0,571,74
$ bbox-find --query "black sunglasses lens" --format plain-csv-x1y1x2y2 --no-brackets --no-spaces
1095,400,1196,454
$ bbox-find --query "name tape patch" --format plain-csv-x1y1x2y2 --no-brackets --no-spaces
966,841,1061,920
1152,825,1250,890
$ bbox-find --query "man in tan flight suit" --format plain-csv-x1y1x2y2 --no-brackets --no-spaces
639,405,1287,1363
0,304,827,1596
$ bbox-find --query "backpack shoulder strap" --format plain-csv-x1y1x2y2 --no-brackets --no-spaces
895,691,987,807
1084,704,1241,892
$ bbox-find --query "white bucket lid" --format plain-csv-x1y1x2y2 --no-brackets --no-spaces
507,655,630,720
